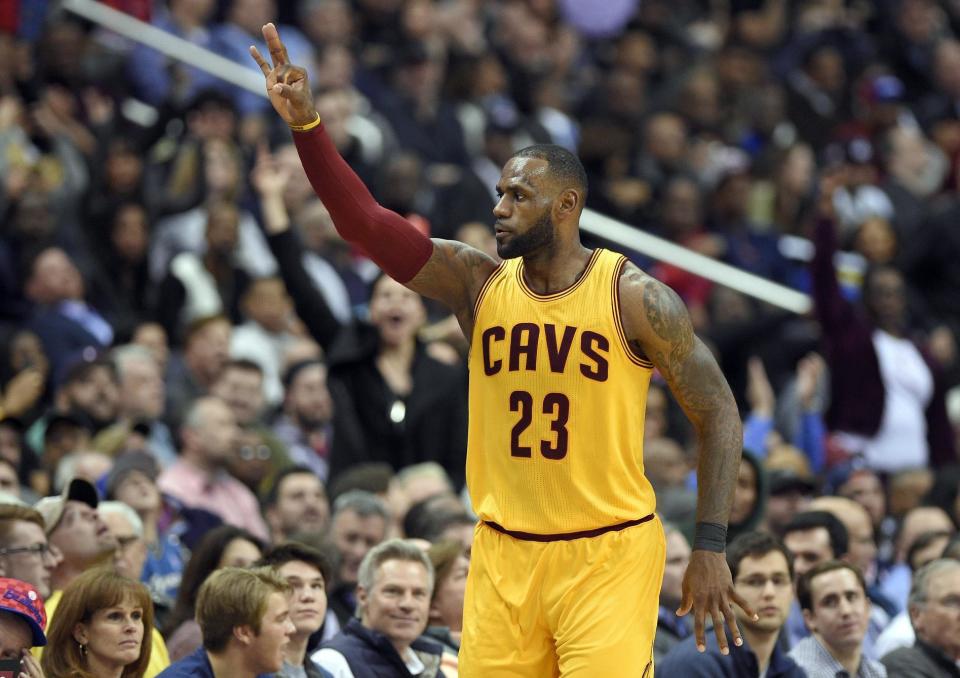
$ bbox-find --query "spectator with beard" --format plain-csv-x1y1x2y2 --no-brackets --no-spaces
273,359,361,483
327,491,389,627
164,315,231,434
158,397,269,540
265,466,330,544
28,356,119,456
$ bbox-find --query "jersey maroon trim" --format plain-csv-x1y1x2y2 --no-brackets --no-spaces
471,261,506,324
515,248,601,301
612,256,655,368
483,513,654,542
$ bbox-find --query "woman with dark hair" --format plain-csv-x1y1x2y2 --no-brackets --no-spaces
42,567,154,678
164,525,265,660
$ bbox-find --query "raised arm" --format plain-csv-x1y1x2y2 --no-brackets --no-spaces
618,263,755,654
250,143,343,353
249,24,496,326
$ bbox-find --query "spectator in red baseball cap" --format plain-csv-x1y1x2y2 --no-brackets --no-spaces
0,576,47,677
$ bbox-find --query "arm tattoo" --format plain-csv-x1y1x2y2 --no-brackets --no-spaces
639,279,742,527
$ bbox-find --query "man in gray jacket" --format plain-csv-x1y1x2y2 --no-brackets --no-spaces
881,558,960,677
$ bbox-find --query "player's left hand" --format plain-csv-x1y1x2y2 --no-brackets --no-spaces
677,550,757,655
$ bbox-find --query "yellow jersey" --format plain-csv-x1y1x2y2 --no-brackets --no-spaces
467,248,657,534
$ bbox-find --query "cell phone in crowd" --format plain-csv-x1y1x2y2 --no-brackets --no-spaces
0,657,19,677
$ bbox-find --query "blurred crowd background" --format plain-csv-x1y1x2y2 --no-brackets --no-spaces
2,0,960,676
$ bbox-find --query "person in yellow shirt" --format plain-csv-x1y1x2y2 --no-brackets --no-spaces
32,478,170,675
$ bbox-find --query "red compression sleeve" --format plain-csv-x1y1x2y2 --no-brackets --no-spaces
292,123,434,283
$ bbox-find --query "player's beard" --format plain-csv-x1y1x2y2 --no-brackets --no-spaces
497,209,555,259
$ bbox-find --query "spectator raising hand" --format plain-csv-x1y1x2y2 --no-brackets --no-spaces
0,368,44,420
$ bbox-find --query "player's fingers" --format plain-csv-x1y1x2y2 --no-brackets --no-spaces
721,599,744,648
730,588,759,621
711,607,728,655
676,588,693,616
693,605,706,652
271,82,295,100
261,22,289,68
249,46,271,76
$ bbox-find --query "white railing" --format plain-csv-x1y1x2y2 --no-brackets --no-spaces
63,0,813,314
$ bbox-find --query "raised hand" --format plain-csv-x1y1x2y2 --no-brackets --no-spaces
251,142,293,235
678,550,757,655
795,352,825,411
2,367,44,419
251,142,292,199
745,356,775,418
249,23,317,127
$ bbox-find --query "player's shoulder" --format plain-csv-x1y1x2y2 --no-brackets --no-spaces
430,238,500,279
615,259,676,308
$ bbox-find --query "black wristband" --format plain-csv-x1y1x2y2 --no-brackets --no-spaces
693,522,727,552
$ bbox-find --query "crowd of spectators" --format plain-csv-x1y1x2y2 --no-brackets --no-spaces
1,0,960,676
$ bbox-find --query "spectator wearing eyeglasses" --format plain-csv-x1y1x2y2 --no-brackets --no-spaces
0,499,61,600
99,501,149,583
882,558,960,677
659,531,804,677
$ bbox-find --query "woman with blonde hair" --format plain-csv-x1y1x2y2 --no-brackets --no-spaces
41,567,154,678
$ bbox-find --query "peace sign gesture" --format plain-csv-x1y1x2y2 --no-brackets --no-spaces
249,23,317,127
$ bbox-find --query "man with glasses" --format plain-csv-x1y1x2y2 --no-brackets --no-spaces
882,558,960,677
99,501,149,582
0,497,61,599
660,531,805,676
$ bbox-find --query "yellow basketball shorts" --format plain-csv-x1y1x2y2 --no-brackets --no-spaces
459,515,666,677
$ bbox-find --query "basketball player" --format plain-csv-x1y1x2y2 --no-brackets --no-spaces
251,24,755,676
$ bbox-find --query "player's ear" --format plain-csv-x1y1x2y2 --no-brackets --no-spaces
556,187,580,218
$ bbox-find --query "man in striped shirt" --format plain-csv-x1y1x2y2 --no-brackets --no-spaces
790,560,886,677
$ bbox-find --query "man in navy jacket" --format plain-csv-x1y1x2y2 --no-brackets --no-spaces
313,539,445,678
659,532,806,677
